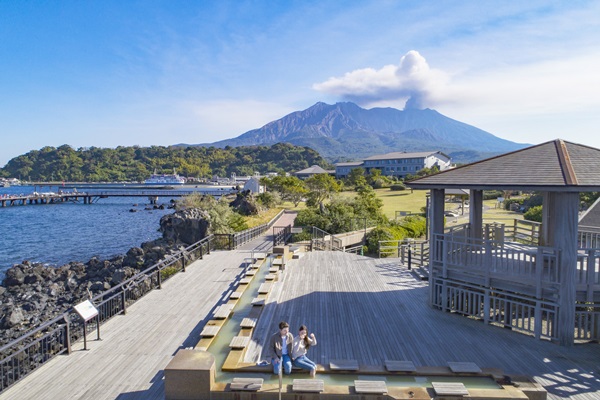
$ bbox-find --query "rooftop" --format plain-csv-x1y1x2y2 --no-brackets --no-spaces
407,139,600,191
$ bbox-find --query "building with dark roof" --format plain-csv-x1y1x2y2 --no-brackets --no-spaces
294,165,335,180
407,139,600,346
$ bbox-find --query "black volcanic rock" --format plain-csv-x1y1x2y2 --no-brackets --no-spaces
192,102,528,163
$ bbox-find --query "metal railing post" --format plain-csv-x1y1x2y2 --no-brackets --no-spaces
122,289,127,315
64,314,71,355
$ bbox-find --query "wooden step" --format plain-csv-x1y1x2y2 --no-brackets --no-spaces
230,377,263,391
229,336,250,349
292,379,324,393
354,380,388,394
200,325,220,337
251,298,265,306
385,360,416,372
240,317,257,328
213,304,234,319
432,382,469,396
258,283,272,294
329,359,359,371
229,291,242,300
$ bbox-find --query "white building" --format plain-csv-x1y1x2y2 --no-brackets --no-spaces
335,151,452,179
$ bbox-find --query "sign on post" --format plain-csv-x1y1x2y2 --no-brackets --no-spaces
74,300,99,321
74,300,100,350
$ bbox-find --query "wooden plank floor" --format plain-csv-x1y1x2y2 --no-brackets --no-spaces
245,251,600,400
1,212,297,400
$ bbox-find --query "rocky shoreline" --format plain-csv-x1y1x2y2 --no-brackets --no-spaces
0,208,209,346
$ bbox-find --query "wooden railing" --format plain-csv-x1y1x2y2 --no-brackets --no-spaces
576,248,600,302
578,226,600,249
432,233,560,292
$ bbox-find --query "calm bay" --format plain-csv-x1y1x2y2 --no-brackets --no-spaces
0,185,174,279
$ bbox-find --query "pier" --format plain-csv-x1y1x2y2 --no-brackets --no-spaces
0,188,238,208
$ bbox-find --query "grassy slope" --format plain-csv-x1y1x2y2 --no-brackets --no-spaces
246,189,523,229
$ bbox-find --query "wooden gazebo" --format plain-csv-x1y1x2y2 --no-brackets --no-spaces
408,139,600,346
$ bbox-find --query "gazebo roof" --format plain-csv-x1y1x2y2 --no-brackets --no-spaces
407,139,600,192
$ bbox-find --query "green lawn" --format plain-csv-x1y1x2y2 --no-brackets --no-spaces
338,188,429,219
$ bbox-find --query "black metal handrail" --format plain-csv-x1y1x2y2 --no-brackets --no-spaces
0,235,213,393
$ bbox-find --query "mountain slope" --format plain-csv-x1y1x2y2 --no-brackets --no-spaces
190,102,528,163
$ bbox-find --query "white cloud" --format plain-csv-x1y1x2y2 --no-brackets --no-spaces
313,50,450,109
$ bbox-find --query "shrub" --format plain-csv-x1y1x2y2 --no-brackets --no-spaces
524,205,543,222
390,184,406,191
365,227,394,255
160,265,180,280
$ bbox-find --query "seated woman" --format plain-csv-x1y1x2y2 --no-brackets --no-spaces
291,324,318,377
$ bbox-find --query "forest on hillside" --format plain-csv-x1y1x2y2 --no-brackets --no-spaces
0,143,331,182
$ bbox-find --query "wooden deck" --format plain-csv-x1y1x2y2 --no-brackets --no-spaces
1,211,298,400
244,251,600,400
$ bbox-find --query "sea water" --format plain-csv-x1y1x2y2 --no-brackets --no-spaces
0,185,174,279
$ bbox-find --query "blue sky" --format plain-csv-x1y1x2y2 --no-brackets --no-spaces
1,1,599,167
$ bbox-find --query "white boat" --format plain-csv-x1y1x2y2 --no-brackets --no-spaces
144,169,186,185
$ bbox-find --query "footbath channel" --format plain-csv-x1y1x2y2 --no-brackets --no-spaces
201,252,501,390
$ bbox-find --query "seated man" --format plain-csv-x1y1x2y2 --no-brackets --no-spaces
267,321,293,375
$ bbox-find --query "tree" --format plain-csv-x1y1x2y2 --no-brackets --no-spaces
347,167,367,189
305,174,341,205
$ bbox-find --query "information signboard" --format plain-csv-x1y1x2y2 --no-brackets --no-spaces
74,300,99,322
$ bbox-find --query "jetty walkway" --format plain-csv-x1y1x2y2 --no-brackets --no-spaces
0,188,237,207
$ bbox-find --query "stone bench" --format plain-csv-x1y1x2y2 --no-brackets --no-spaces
385,360,416,372
292,379,324,393
265,273,276,280
354,380,388,394
253,252,266,259
230,377,263,391
245,270,256,276
239,277,252,285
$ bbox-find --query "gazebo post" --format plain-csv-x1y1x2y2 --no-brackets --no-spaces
469,190,483,239
429,189,445,306
548,192,579,346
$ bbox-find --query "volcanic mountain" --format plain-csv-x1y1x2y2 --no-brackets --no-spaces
189,102,527,163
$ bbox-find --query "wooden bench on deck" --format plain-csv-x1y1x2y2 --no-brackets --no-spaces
213,304,234,319
230,377,263,391
385,360,416,372
354,380,388,394
200,325,220,338
329,359,359,371
448,361,482,373
292,379,324,393
432,382,469,397
229,336,250,349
